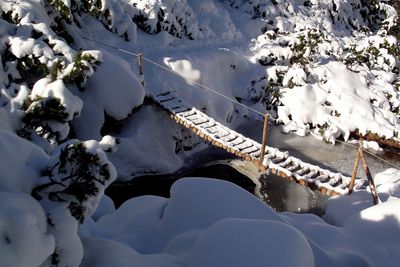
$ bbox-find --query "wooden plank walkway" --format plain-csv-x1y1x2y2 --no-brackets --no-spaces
153,91,366,196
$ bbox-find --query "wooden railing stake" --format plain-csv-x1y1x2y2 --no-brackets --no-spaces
138,52,144,86
259,114,269,172
348,140,379,205
359,147,380,205
348,145,361,194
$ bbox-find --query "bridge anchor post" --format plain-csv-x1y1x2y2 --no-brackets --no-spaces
348,146,361,193
348,140,379,205
138,52,144,86
258,114,269,172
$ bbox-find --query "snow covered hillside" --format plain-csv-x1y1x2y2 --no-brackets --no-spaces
1,0,399,176
0,0,400,266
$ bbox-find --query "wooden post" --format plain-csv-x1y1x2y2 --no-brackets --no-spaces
138,53,144,75
138,52,144,86
359,148,380,205
348,146,361,194
259,114,269,172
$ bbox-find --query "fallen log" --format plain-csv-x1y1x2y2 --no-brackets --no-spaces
351,131,400,150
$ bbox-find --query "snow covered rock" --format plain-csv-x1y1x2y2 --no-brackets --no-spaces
72,50,145,140
0,192,55,267
0,130,48,193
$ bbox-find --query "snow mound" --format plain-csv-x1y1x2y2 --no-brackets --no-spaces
0,130,48,193
106,104,205,181
32,78,83,121
375,168,400,198
0,192,55,267
187,218,314,267
73,51,145,140
83,176,400,267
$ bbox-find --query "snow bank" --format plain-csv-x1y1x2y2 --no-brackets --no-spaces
375,168,400,198
88,178,283,254
324,168,400,226
73,51,145,140
187,218,314,267
107,105,205,181
32,78,83,121
91,195,115,221
0,108,15,132
0,192,54,267
187,0,243,41
83,175,400,267
0,130,48,193
278,61,399,142
82,237,181,267
147,48,254,124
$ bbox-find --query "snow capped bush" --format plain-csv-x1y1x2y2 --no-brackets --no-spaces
0,192,55,267
130,0,198,39
46,0,139,40
19,78,83,142
61,50,102,90
0,0,114,146
45,0,203,41
0,129,117,266
33,140,117,223
343,35,400,73
242,0,400,145
30,139,117,266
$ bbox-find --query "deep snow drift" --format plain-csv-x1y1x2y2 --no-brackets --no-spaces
80,177,400,267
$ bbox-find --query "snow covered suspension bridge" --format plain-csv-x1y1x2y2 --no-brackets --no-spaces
77,45,377,199
153,90,366,197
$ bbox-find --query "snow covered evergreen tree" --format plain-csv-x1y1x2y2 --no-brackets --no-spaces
240,0,400,145
31,139,117,266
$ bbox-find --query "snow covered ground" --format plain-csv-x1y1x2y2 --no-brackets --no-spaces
71,176,400,267
0,0,400,266
1,131,400,267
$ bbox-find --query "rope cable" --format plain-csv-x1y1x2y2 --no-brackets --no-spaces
140,56,267,117
336,139,400,170
81,35,268,118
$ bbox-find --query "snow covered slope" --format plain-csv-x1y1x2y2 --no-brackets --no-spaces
1,0,399,177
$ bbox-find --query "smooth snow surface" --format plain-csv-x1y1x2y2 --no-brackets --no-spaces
81,177,400,267
0,192,55,267
72,51,145,140
0,130,48,193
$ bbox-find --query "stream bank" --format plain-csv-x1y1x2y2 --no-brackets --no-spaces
106,158,329,216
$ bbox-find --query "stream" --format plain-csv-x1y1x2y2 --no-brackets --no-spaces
106,119,399,215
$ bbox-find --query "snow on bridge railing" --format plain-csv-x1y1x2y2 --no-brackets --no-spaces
152,90,367,197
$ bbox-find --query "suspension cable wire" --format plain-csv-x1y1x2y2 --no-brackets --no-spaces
140,56,268,117
80,35,268,118
81,35,399,170
336,139,400,170
81,36,141,57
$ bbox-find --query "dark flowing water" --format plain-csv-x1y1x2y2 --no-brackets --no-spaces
106,160,329,215
106,120,398,215
105,162,256,207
